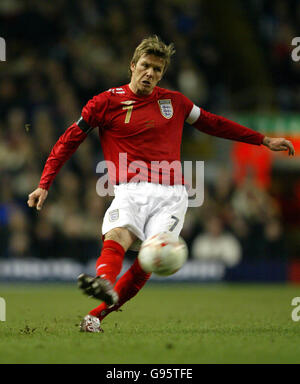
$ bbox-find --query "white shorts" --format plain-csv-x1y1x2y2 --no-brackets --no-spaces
102,182,188,250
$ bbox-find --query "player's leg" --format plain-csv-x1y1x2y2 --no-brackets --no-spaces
78,227,136,306
81,184,152,328
80,257,150,333
87,185,188,324
79,183,188,331
89,256,151,321
96,227,137,284
80,230,150,332
79,183,147,314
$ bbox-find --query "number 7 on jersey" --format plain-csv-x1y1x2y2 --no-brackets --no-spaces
123,105,134,124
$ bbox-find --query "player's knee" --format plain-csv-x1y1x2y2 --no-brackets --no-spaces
104,227,136,251
104,228,123,243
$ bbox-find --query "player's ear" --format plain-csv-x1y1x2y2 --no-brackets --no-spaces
130,61,136,74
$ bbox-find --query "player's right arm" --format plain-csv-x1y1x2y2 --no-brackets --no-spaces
27,187,48,211
28,92,109,210
27,121,88,210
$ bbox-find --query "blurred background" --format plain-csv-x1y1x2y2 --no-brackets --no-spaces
0,0,300,282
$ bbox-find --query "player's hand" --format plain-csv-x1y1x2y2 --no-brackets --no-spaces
262,136,295,156
27,188,48,211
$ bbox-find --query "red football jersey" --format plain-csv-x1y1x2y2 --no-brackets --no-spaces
81,84,194,184
38,84,264,190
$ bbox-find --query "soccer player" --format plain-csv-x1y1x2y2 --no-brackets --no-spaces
28,36,295,333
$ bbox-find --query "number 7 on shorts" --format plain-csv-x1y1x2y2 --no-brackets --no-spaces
169,215,179,232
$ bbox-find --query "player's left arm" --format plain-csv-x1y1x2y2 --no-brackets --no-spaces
186,105,295,155
261,136,295,155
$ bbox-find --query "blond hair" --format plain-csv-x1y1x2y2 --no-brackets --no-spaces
129,35,175,77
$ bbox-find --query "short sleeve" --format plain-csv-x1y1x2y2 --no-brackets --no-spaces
81,92,110,129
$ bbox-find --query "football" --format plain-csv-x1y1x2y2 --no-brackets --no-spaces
138,232,188,276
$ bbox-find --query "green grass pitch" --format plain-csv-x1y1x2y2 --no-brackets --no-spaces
1,282,300,364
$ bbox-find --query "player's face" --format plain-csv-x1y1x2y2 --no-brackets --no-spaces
130,54,165,95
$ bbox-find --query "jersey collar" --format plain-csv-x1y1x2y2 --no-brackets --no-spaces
124,84,157,100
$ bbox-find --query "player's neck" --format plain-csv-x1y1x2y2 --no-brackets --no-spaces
128,82,154,97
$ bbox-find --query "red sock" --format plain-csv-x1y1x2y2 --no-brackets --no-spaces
95,240,125,285
89,258,151,320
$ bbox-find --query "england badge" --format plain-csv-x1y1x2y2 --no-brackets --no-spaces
158,99,173,119
109,209,119,222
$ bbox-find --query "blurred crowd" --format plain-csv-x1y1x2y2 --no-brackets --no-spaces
183,172,288,266
245,0,300,110
0,0,298,264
